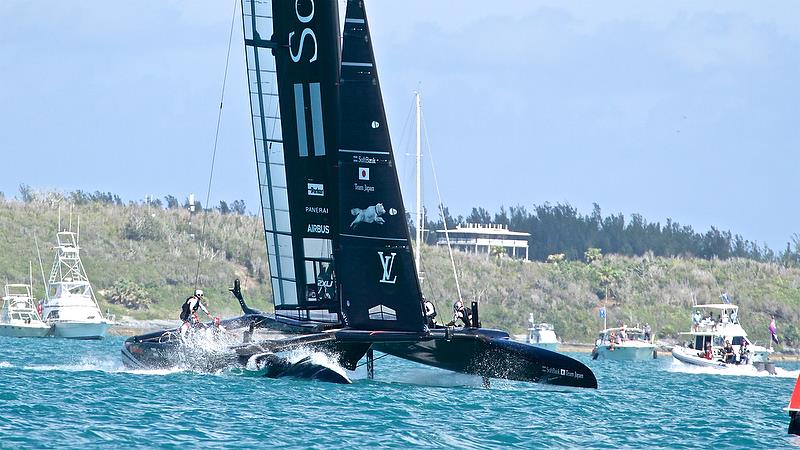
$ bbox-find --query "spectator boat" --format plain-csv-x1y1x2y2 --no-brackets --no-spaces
592,326,656,360
527,314,559,351
670,303,772,371
0,283,51,338
40,230,113,339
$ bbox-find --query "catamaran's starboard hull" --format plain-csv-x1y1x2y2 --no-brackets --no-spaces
0,323,51,338
51,321,112,339
372,328,597,389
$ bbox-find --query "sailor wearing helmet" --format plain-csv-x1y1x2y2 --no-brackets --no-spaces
179,289,214,337
447,299,472,327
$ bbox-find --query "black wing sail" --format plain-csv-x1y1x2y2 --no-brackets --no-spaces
335,0,426,332
242,0,341,325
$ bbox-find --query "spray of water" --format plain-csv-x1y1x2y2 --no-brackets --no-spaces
668,359,800,379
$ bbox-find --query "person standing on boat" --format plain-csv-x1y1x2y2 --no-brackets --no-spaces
770,316,780,348
180,289,213,337
643,323,652,342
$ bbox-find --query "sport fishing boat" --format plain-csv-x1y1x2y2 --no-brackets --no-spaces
527,314,559,351
0,283,51,338
41,230,113,339
123,0,597,389
591,326,656,361
670,303,772,370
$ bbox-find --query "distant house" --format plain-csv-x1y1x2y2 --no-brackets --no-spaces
436,223,530,260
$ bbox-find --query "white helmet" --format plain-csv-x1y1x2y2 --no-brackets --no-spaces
195,289,204,297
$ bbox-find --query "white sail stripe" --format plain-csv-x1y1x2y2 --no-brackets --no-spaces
339,233,407,242
339,149,390,155
293,83,308,157
309,83,326,156
341,62,373,67
270,276,297,282
344,18,365,24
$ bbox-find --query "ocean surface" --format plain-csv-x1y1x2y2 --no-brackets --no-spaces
1,335,798,449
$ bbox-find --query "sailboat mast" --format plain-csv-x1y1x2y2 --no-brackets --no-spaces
415,91,422,280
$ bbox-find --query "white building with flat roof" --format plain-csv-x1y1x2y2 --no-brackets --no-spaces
436,223,530,260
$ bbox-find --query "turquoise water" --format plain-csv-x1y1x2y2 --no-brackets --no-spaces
1,336,798,449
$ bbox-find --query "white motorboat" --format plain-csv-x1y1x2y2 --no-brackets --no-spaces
0,284,51,338
527,314,559,351
592,326,656,361
40,230,113,339
670,303,771,370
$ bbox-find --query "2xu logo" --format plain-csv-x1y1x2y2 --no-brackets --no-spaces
378,251,397,284
289,0,318,63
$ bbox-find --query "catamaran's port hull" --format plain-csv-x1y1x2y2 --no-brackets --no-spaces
51,321,112,339
0,323,51,338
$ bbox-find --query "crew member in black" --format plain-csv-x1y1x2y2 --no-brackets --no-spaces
180,289,213,337
422,297,437,328
447,299,472,327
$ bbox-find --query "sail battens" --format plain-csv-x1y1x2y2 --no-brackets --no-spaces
244,38,280,49
339,149,390,155
339,234,408,242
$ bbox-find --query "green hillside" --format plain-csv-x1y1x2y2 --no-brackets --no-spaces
418,245,800,347
1,195,798,347
0,197,273,320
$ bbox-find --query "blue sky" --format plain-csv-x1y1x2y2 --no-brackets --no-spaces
1,1,798,250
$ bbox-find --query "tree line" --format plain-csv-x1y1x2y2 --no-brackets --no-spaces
15,184,247,216
421,202,800,266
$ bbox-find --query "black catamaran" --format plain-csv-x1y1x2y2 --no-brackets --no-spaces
122,0,597,389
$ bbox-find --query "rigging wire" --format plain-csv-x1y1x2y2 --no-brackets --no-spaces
395,94,418,199
193,0,239,291
421,109,463,301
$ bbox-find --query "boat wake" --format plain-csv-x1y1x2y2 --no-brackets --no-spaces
668,359,800,378
235,346,351,383
24,356,183,376
0,361,12,369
